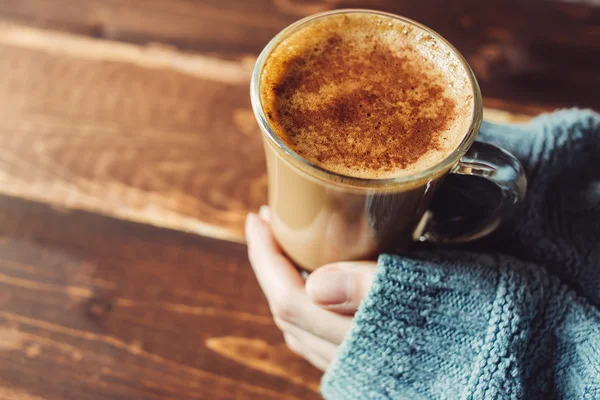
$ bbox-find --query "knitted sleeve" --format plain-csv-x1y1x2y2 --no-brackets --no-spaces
321,252,600,400
477,109,600,307
322,110,600,399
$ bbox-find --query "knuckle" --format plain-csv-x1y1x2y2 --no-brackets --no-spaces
270,301,295,323
269,291,297,322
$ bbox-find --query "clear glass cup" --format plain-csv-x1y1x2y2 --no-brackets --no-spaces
250,9,526,271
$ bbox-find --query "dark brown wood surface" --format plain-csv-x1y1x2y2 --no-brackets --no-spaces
0,0,598,399
0,195,322,399
0,20,262,242
2,0,599,110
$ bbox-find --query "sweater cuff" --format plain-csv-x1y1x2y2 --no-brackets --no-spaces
321,252,531,400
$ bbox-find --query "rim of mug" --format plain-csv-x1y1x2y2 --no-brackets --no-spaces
250,8,483,189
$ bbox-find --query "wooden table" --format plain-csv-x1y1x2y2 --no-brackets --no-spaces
0,1,598,399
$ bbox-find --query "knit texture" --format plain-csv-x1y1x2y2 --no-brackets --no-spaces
321,109,600,400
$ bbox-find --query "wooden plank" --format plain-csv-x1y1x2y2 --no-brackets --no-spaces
0,0,294,54
0,195,322,400
0,21,263,243
0,0,599,110
0,21,535,244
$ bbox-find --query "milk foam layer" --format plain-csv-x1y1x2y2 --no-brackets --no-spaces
260,12,474,179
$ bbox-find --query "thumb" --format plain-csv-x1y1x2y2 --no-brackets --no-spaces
305,261,377,314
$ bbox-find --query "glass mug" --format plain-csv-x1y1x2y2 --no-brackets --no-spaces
250,9,527,271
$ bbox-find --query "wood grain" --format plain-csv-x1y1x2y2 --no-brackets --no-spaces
0,195,322,400
1,0,599,111
0,1,597,398
1,2,587,245
0,21,264,243
0,21,535,245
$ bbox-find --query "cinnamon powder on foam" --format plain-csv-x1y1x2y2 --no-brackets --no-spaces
260,13,473,179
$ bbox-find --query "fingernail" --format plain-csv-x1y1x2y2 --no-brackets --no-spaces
259,205,270,221
306,268,349,305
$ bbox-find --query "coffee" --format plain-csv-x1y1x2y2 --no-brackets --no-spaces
252,10,482,271
260,13,474,179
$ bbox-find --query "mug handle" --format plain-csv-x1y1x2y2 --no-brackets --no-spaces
418,141,527,244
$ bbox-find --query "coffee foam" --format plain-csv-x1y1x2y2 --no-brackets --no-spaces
260,12,474,179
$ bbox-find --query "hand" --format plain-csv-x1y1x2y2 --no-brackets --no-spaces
245,206,377,370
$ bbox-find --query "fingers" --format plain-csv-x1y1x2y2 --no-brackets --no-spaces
273,299,354,345
306,261,377,314
284,333,331,371
245,212,304,302
246,206,357,368
245,209,351,343
281,319,341,371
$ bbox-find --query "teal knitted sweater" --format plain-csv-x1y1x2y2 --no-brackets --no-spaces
322,109,600,399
